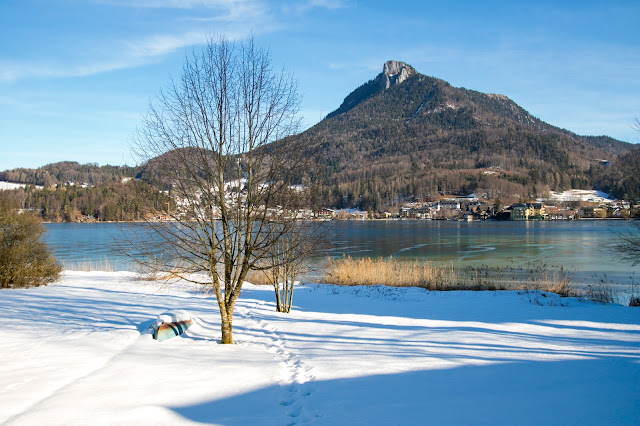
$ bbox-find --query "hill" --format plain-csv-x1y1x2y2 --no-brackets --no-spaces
591,148,640,201
0,161,140,187
294,60,637,210
0,162,167,222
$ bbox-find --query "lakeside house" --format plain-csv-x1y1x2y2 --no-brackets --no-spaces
436,200,461,211
509,202,580,221
580,206,607,219
400,204,432,219
510,203,534,220
532,203,545,217
317,208,335,219
337,209,366,220
317,208,366,220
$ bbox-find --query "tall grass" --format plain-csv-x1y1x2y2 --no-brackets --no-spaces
324,256,504,291
62,257,116,272
61,258,193,283
244,268,271,285
581,274,626,305
518,266,576,297
324,256,579,295
629,280,640,307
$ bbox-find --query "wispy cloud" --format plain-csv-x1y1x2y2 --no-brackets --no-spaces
123,31,209,59
97,0,350,10
93,0,256,9
0,52,162,83
0,60,130,82
0,32,188,82
0,0,283,83
0,0,355,84
97,0,270,22
280,0,350,16
328,60,382,73
300,0,349,11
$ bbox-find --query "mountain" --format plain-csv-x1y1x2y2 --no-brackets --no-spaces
294,60,637,209
591,148,640,201
2,61,638,214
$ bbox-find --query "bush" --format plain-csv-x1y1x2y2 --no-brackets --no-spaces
0,202,61,288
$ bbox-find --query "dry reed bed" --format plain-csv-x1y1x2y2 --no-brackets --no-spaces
62,258,116,273
62,255,620,302
325,256,460,290
324,256,577,296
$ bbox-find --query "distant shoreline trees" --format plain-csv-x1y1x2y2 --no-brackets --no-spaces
0,180,171,222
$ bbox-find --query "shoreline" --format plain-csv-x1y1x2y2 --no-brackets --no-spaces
41,217,639,224
58,262,639,304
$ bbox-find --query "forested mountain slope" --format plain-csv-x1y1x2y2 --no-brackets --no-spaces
2,61,638,215
294,60,637,209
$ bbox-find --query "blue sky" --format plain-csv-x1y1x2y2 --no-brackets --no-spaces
1,0,639,171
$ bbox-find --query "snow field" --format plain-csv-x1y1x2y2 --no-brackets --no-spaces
1,271,639,425
0,181,44,191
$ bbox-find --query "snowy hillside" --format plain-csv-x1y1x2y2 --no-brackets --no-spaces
0,181,43,191
547,189,614,203
1,272,639,425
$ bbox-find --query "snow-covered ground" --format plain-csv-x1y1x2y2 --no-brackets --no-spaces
0,181,43,191
1,272,639,425
547,189,614,203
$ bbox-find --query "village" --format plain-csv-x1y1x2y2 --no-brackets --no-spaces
7,176,634,224
316,190,638,221
159,180,638,223
183,182,639,222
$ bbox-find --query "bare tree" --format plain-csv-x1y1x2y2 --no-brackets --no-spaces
131,37,317,344
615,117,640,267
262,220,318,313
616,221,640,266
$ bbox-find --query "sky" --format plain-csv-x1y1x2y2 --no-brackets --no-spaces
1,0,639,171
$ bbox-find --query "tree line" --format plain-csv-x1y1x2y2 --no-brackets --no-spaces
0,161,140,187
0,180,170,222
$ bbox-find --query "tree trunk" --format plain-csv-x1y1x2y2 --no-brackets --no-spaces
274,285,282,312
287,280,294,313
221,317,233,344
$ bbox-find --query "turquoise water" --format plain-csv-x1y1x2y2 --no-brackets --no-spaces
327,220,629,271
43,223,133,270
43,220,638,285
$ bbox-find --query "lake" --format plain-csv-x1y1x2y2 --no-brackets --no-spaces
44,220,638,287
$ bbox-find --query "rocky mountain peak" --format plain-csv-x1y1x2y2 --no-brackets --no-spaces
380,60,416,89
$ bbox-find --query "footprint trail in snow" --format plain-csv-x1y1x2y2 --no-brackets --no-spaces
239,300,321,425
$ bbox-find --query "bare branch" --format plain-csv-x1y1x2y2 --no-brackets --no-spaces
129,36,320,344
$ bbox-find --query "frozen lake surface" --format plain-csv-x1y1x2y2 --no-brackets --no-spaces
44,220,639,287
